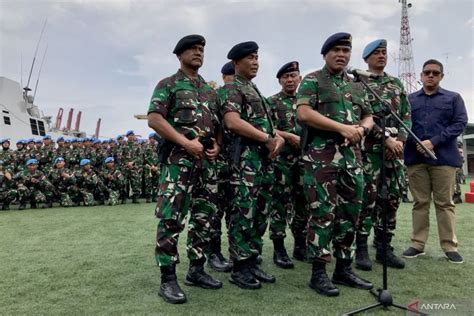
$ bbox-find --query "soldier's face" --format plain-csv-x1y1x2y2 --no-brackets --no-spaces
56,161,65,169
127,135,135,142
17,144,24,150
222,74,234,84
421,63,443,90
106,162,114,169
28,165,37,172
83,165,91,171
235,53,259,80
179,44,204,69
44,139,52,145
279,71,302,95
149,138,156,144
366,48,387,70
324,45,351,73
2,142,9,149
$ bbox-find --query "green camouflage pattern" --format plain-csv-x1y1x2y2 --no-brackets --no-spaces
14,169,54,204
48,167,76,206
296,66,372,263
220,75,275,261
149,69,220,267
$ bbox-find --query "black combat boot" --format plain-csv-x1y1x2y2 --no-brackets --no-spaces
1,203,10,210
184,258,222,289
355,234,373,271
229,259,261,289
145,196,152,203
208,237,232,273
308,261,339,296
293,236,307,262
332,258,373,290
30,201,38,209
45,199,53,208
375,231,405,269
256,255,263,265
18,201,27,210
132,195,140,204
159,265,187,304
249,255,275,283
273,238,294,269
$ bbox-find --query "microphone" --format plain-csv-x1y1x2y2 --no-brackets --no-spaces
346,67,380,79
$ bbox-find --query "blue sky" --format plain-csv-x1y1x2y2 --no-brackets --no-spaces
1,0,472,138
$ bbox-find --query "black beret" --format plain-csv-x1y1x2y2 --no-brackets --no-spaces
276,61,300,78
221,61,235,75
173,34,206,55
227,41,259,60
321,32,352,55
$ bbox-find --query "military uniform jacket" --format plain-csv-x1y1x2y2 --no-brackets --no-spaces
49,168,76,191
362,73,412,153
268,91,301,158
296,66,372,169
148,69,220,167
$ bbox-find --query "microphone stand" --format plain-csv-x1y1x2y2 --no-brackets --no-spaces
344,73,434,316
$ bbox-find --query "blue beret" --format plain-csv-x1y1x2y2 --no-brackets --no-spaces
173,34,206,55
0,138,9,144
116,135,124,140
148,132,157,138
362,39,387,60
54,157,65,164
227,41,259,60
221,62,235,75
43,135,51,140
57,136,65,142
104,157,114,164
16,139,23,144
80,159,91,167
27,138,34,143
35,139,42,144
125,130,135,136
26,159,39,166
321,32,352,55
93,139,101,144
65,139,72,143
276,61,300,79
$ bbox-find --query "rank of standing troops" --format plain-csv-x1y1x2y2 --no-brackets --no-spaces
1,32,465,305
0,131,161,210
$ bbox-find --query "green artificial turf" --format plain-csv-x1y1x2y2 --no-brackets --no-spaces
1,180,473,315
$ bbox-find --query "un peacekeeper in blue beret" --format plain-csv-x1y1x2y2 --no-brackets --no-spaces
173,34,206,55
296,31,374,296
126,130,135,137
362,39,387,60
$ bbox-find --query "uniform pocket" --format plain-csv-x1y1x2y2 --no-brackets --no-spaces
174,90,198,125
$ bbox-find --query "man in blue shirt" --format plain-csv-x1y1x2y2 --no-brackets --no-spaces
403,59,468,264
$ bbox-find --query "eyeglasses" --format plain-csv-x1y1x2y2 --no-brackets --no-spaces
422,70,442,76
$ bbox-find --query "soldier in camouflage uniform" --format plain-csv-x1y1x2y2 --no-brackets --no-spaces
39,135,55,174
71,159,99,206
207,62,235,273
147,35,223,304
48,157,76,207
0,139,13,171
119,130,142,204
268,61,310,269
100,157,125,206
453,143,464,204
0,160,17,210
221,41,285,289
143,132,160,203
296,33,374,296
354,40,411,271
14,159,54,209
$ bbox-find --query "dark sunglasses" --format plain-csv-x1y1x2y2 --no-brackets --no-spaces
422,70,442,76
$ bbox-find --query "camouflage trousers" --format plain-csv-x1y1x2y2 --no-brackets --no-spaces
70,186,95,206
453,168,463,199
123,167,142,197
154,160,218,267
0,189,18,205
105,189,120,206
210,157,232,243
22,183,54,203
143,166,160,199
270,155,309,240
58,192,74,207
228,148,274,262
303,151,363,263
357,152,403,238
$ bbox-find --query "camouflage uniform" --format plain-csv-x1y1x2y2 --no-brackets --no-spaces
99,166,125,206
268,91,309,242
296,66,372,263
220,74,274,262
0,167,17,210
143,141,160,202
357,74,411,242
39,144,55,173
71,168,100,206
48,167,76,207
119,141,143,200
148,69,220,267
14,169,54,205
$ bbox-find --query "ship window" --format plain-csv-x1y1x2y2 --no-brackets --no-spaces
38,121,46,136
3,116,11,125
30,118,38,135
